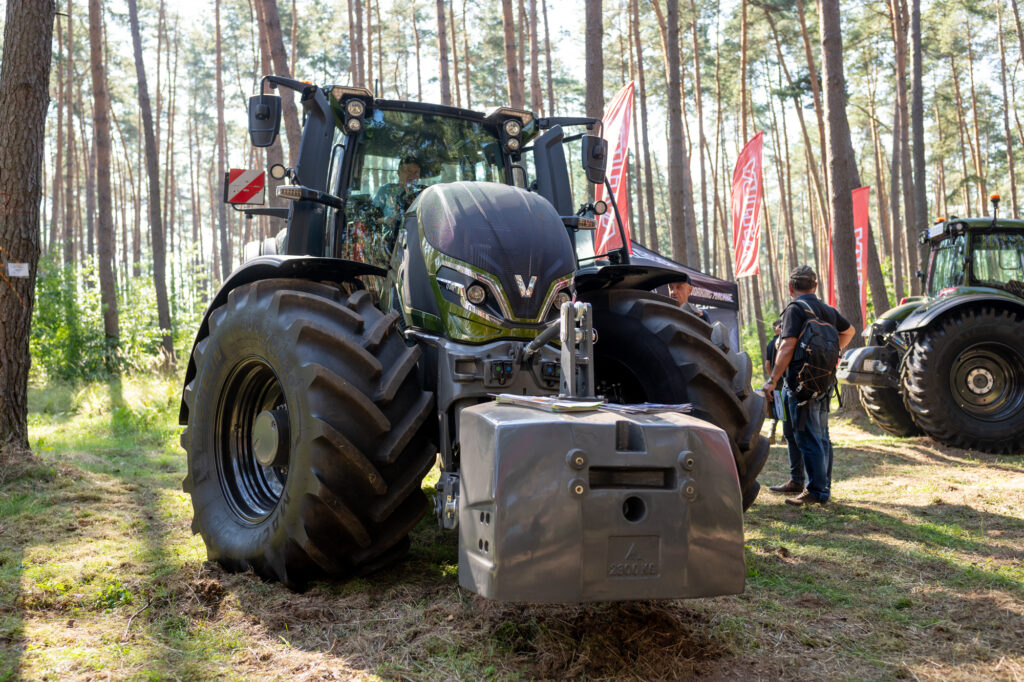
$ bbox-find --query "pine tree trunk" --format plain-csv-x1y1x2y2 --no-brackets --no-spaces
436,0,452,105
51,16,64,256
818,0,863,348
965,20,986,208
998,6,1019,217
411,4,422,100
64,0,76,269
661,0,695,266
88,0,119,350
739,0,766,355
909,0,927,271
501,0,523,107
216,0,231,280
463,0,472,108
128,0,174,366
632,0,657,250
0,0,55,456
445,0,458,105
261,0,302,159
689,0,708,268
889,99,906,298
353,0,364,87
256,0,285,207
542,0,554,115
529,0,542,112
584,0,603,119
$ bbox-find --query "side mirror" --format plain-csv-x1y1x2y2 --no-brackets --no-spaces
248,94,281,147
581,134,607,186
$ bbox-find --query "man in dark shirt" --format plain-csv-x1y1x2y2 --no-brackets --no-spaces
762,266,855,505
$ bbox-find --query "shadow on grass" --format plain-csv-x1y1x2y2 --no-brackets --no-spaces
745,498,1024,672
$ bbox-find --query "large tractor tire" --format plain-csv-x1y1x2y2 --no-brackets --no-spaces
584,290,769,510
859,350,921,438
181,279,437,589
902,306,1024,453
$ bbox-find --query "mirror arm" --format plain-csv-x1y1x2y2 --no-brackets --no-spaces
601,177,629,265
261,74,318,99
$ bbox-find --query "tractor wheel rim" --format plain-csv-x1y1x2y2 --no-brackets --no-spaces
216,356,289,523
949,343,1024,421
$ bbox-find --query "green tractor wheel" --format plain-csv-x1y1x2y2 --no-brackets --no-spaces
858,348,921,438
584,290,769,510
902,306,1024,453
181,279,437,589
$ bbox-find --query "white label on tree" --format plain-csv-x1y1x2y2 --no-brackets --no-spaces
7,263,29,277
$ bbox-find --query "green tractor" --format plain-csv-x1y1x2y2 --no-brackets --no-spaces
178,77,767,597
839,196,1024,453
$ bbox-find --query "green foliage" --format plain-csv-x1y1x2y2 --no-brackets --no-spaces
30,254,170,382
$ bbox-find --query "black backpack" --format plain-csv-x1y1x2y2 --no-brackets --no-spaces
788,299,841,403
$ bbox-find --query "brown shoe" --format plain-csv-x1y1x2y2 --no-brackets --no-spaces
785,491,827,506
769,480,804,494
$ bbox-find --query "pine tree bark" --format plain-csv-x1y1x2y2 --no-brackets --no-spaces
542,0,554,115
584,0,603,119
529,0,542,112
501,0,523,107
256,0,285,207
216,0,232,278
128,0,174,365
51,16,64,257
689,0,709,267
450,0,461,106
64,0,76,269
909,0,927,271
353,0,365,87
998,6,1019,217
88,0,119,352
261,0,302,159
632,0,658,250
662,0,696,266
0,0,55,456
818,0,863,344
436,0,452,105
411,4,422,100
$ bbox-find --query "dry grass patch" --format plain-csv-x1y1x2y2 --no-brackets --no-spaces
1,379,1021,680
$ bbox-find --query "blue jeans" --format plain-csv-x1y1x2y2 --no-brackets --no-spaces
782,386,833,502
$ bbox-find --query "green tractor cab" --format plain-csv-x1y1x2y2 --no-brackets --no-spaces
839,197,1024,453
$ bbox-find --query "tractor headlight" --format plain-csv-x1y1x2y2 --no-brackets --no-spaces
346,99,365,117
554,291,572,310
466,283,487,305
504,119,522,137
505,137,521,152
346,117,363,133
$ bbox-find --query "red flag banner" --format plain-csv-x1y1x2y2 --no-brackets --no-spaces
851,186,871,324
731,132,764,278
594,82,635,255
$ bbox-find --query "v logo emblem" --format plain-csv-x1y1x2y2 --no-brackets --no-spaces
514,274,537,298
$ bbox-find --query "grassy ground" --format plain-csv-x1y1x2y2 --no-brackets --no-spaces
1,376,1022,680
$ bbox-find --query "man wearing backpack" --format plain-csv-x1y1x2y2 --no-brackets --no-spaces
762,266,856,506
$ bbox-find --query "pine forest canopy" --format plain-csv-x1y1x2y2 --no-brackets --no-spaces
17,0,1024,381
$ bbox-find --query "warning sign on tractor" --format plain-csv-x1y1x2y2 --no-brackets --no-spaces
224,169,266,205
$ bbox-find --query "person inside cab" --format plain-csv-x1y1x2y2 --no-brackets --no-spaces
374,156,422,227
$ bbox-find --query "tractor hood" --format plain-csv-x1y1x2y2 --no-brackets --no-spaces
413,181,576,321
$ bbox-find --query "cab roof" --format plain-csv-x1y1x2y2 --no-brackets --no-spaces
923,217,1024,242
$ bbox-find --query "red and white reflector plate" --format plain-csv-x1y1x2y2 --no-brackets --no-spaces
224,169,266,205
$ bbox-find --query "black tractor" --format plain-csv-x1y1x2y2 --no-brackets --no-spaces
178,77,767,593
839,196,1024,453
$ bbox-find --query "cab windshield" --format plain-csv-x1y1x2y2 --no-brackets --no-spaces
971,232,1024,290
927,234,966,296
340,108,506,268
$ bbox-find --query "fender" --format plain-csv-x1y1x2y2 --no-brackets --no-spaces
178,255,385,424
897,289,1024,333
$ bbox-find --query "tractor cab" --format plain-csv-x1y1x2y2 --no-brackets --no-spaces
920,214,1024,299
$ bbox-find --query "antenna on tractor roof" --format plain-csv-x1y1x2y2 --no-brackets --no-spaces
991,193,1000,227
